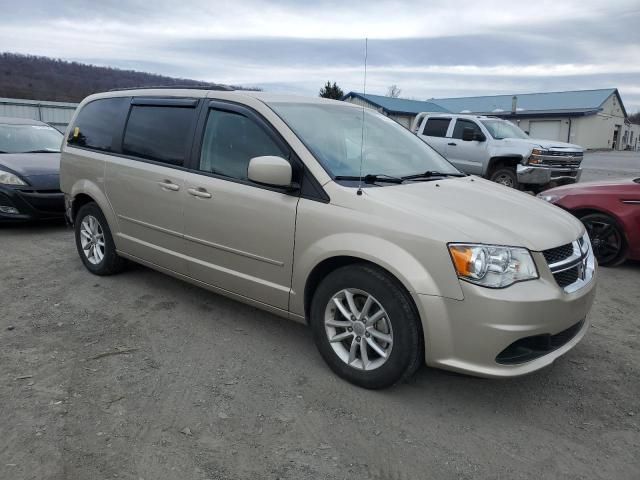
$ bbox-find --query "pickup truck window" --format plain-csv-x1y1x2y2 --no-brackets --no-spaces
452,119,482,139
422,118,451,137
481,120,529,140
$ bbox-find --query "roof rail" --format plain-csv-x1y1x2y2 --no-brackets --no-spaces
108,84,235,92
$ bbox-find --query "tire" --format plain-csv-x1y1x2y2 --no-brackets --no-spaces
580,213,627,266
74,202,126,275
489,167,518,189
309,264,423,389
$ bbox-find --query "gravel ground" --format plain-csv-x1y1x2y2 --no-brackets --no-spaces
1,151,639,480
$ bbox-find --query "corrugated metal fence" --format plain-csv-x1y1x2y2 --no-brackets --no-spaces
0,97,78,132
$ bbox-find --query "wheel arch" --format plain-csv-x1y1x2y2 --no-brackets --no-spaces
485,155,523,177
302,255,425,345
68,180,119,239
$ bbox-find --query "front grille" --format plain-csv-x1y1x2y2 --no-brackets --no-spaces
544,151,583,157
543,243,574,264
554,266,580,288
496,320,585,364
542,236,594,293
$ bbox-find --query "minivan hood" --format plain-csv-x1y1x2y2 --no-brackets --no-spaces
361,177,583,251
503,137,583,151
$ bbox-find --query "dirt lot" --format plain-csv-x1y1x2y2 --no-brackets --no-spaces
1,152,639,479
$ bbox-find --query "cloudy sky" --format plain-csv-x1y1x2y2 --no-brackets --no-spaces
2,0,639,111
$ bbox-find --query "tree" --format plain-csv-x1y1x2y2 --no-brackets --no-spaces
386,85,401,98
319,81,344,100
629,111,640,125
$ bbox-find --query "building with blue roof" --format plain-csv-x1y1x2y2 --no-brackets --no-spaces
343,89,637,150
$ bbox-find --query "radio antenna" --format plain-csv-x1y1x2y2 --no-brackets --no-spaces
356,37,368,196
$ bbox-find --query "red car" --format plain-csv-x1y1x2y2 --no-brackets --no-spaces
538,178,640,266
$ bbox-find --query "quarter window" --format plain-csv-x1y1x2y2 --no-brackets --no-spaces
68,97,129,152
199,109,287,181
452,119,482,139
422,118,451,137
122,105,196,166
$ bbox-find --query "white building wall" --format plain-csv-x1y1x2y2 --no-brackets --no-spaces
0,97,78,131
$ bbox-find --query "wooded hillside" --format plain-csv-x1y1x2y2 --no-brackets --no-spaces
0,52,244,102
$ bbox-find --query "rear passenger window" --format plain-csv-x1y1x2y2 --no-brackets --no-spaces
68,97,129,152
123,105,196,166
199,109,287,181
422,118,451,137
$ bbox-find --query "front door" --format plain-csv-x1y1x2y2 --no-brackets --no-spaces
182,103,299,310
446,119,487,175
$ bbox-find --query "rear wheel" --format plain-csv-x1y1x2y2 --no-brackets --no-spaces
310,264,423,389
580,213,627,266
74,202,126,275
489,167,518,189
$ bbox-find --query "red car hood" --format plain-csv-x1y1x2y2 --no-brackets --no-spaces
544,177,640,195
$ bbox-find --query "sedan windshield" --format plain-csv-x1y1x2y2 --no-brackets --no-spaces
0,123,63,154
480,120,529,140
268,102,460,180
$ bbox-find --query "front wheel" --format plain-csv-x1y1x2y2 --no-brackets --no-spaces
580,213,627,266
310,264,423,389
489,167,519,189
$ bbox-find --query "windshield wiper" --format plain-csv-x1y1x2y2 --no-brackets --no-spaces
22,149,59,153
402,171,467,181
334,174,404,184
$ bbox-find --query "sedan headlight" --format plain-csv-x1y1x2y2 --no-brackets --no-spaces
0,170,27,186
448,244,538,288
537,193,561,203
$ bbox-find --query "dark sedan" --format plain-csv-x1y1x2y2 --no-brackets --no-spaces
538,178,640,266
0,116,65,222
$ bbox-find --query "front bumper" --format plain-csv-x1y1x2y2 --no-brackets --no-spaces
0,185,65,222
413,252,597,378
517,164,582,185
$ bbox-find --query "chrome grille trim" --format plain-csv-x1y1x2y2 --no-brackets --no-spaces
545,233,595,293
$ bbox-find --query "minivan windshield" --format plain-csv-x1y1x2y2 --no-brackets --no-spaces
0,123,63,154
269,102,461,180
480,120,529,140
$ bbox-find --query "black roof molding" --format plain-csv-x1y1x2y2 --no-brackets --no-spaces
108,85,235,92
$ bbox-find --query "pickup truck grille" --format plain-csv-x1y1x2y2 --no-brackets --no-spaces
535,151,583,168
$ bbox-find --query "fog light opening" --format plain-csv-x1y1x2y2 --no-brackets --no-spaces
0,205,20,214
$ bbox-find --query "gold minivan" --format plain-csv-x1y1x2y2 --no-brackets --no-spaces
60,88,597,389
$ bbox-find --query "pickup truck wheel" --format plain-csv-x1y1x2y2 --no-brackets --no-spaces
580,213,627,266
310,264,423,389
489,167,518,189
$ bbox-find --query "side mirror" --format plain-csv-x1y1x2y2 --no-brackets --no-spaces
462,127,484,142
248,156,293,188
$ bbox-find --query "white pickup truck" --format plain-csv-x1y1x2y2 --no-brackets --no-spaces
412,113,584,190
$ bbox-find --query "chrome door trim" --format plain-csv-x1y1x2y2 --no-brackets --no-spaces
183,234,285,266
117,214,183,238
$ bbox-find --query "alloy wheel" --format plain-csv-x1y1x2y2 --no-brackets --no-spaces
324,288,393,371
584,218,622,264
79,215,105,265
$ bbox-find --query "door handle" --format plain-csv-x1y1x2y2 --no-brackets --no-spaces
187,187,212,199
448,142,457,146
158,180,180,191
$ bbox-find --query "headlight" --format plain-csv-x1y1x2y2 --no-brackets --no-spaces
448,243,538,288
528,148,548,165
0,170,27,186
537,193,560,203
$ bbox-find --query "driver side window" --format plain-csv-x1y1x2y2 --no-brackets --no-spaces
199,109,287,181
